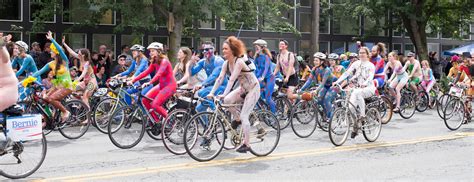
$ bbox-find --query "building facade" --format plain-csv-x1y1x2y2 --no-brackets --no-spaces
0,0,472,60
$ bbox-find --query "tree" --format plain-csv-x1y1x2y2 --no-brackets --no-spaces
335,0,474,60
31,0,299,62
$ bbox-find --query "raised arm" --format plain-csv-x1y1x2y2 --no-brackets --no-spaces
46,31,69,64
32,63,52,78
190,59,205,76
62,36,79,59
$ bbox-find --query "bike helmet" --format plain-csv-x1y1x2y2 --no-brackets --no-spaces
253,39,268,47
313,52,326,60
147,42,164,50
349,52,358,58
15,41,28,51
130,44,145,52
328,53,339,60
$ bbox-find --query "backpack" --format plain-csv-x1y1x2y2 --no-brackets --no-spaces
278,52,299,77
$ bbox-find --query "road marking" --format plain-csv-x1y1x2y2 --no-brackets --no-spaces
34,132,474,182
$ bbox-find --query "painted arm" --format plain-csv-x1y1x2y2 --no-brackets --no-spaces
132,63,154,83
16,57,30,77
76,63,89,82
209,62,228,96
300,73,314,91
260,55,271,80
62,40,79,59
335,62,356,84
134,58,149,77
190,59,205,76
363,66,376,86
318,68,331,91
119,60,136,77
150,60,169,84
201,66,222,87
32,63,51,78
222,61,244,97
51,38,69,64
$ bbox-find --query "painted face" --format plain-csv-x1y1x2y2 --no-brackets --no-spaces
222,43,232,60
202,44,214,59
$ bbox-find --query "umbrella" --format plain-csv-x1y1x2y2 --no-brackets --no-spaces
443,43,474,56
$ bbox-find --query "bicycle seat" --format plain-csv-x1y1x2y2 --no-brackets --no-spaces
2,104,23,116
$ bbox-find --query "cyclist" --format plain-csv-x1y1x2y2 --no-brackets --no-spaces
12,41,38,79
272,40,298,102
176,47,206,89
190,41,227,113
385,52,408,112
447,55,464,82
328,53,345,79
420,60,435,104
0,33,19,112
113,44,151,105
208,36,259,153
298,52,336,120
62,37,97,108
340,54,350,69
332,47,376,138
252,39,276,113
404,52,422,95
129,42,177,122
370,43,386,89
31,31,73,121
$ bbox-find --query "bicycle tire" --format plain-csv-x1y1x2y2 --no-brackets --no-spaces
92,97,123,134
399,93,416,119
249,110,280,157
437,94,451,119
329,107,352,146
379,96,393,124
59,100,90,139
362,108,382,142
415,91,429,112
0,133,47,179
108,105,146,149
443,99,465,131
183,112,225,162
162,109,191,155
290,101,318,138
274,97,292,130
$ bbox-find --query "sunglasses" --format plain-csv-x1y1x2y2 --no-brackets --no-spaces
203,48,213,52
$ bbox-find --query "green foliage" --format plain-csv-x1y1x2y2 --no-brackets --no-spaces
439,73,450,94
30,0,60,33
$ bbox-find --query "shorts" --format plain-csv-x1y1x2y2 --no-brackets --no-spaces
390,73,409,88
408,77,421,85
282,74,298,88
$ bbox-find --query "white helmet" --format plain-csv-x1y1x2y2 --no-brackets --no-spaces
328,53,339,60
15,41,28,51
253,39,267,47
147,42,164,50
130,44,145,52
313,52,326,59
349,52,358,58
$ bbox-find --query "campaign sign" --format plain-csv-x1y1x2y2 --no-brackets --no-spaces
6,114,42,142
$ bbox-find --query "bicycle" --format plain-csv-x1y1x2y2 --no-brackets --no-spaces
19,83,90,139
273,86,293,130
443,84,472,131
0,105,47,179
182,97,280,162
290,87,326,138
107,86,172,149
329,84,382,146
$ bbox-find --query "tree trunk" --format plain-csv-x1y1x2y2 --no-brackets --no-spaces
400,1,429,61
168,16,183,63
311,0,320,53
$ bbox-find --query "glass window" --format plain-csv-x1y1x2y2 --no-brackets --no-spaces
30,0,55,22
365,16,385,36
0,0,21,21
391,43,402,54
319,42,329,54
148,36,168,46
63,0,115,24
29,32,49,50
404,44,414,55
92,34,115,55
198,7,216,29
63,33,86,50
300,0,311,7
299,13,311,33
331,41,345,54
121,35,143,48
332,12,359,35
299,40,311,58
427,43,439,56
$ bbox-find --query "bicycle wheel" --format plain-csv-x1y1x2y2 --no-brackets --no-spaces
162,109,191,155
443,99,465,131
249,110,280,157
146,122,163,141
108,105,146,149
59,100,90,139
0,133,47,179
437,94,451,119
415,91,429,112
183,112,225,162
329,108,352,146
428,87,440,109
399,93,416,119
93,97,123,134
274,97,291,130
362,108,382,142
290,101,318,138
380,96,393,124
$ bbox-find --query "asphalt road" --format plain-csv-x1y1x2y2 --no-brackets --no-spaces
1,109,473,181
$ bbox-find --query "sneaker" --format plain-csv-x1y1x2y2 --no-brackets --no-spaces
236,144,251,153
350,131,358,139
231,120,241,130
